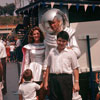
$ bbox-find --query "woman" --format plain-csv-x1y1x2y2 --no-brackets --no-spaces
20,26,45,100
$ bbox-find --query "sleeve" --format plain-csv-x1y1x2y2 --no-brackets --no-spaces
70,50,80,69
43,49,52,70
35,83,40,90
18,85,22,94
68,35,81,59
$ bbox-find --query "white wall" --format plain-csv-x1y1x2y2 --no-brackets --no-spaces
71,21,100,73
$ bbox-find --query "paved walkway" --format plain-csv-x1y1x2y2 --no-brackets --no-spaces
3,62,20,100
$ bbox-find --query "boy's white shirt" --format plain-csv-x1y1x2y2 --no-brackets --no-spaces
18,81,40,100
45,47,79,74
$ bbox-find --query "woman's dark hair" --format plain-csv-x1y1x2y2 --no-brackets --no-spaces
28,26,44,43
23,69,33,81
57,31,69,41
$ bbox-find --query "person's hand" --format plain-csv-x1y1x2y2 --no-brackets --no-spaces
73,82,80,92
96,78,99,84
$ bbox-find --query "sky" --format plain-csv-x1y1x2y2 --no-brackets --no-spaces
0,0,29,7
0,0,14,6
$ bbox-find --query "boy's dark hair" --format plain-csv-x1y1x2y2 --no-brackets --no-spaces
57,31,69,41
23,69,33,81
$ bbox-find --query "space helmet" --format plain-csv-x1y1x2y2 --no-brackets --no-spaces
41,8,69,34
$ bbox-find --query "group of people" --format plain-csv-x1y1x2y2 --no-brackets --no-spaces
0,8,100,100
0,35,22,63
18,9,81,100
0,34,22,100
6,37,22,63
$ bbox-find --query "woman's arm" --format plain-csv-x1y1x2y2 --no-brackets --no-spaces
44,67,50,90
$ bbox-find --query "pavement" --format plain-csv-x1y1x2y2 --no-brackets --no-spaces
3,62,20,100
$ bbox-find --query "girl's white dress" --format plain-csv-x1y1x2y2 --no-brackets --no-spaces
21,43,45,82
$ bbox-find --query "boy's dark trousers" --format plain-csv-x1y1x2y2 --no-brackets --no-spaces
49,73,72,100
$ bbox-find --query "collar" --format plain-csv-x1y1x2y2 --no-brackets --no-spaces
24,81,32,83
55,47,69,53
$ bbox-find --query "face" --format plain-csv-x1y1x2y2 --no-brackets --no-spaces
49,18,62,33
32,30,40,43
57,37,68,52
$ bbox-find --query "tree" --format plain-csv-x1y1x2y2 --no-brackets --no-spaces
3,6,7,16
0,3,16,16
0,6,3,15
6,3,16,16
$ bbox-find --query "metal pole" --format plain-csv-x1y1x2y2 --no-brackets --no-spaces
86,35,95,100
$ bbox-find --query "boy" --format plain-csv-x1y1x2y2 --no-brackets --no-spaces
18,69,43,100
44,31,80,100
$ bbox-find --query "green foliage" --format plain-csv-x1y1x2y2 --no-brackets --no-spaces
0,6,3,15
0,3,15,16
6,3,16,15
0,16,23,25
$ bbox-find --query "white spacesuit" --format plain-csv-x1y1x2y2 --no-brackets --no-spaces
41,8,81,58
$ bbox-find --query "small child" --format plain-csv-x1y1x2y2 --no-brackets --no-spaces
18,69,43,100
0,61,3,100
